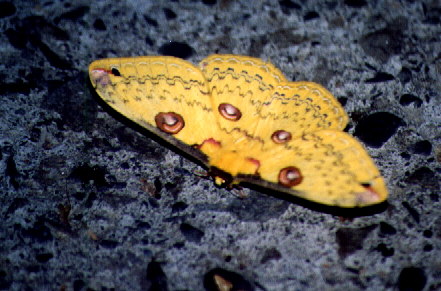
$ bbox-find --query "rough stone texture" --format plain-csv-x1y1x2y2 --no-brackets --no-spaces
1,1,440,290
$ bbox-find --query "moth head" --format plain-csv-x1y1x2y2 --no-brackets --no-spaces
214,176,226,186
209,167,234,188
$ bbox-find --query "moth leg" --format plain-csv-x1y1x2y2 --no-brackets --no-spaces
231,187,249,199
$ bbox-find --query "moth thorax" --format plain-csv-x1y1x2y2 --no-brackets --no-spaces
155,112,185,134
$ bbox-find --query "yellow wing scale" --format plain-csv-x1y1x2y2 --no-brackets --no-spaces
200,55,287,137
256,81,349,148
89,54,388,208
89,56,218,148
255,130,387,207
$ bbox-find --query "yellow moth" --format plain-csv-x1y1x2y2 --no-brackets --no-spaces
89,55,388,207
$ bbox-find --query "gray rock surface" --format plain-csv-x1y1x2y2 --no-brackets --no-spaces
1,0,440,290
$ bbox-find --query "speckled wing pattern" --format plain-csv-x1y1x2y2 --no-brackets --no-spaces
200,55,288,138
253,130,386,207
89,54,388,208
89,56,217,164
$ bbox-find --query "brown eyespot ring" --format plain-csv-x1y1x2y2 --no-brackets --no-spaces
155,112,185,134
271,130,292,144
278,167,303,187
218,103,242,121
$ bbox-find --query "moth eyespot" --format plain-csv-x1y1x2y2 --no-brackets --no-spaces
278,167,303,187
155,112,185,134
218,103,242,121
271,130,292,144
111,67,121,76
